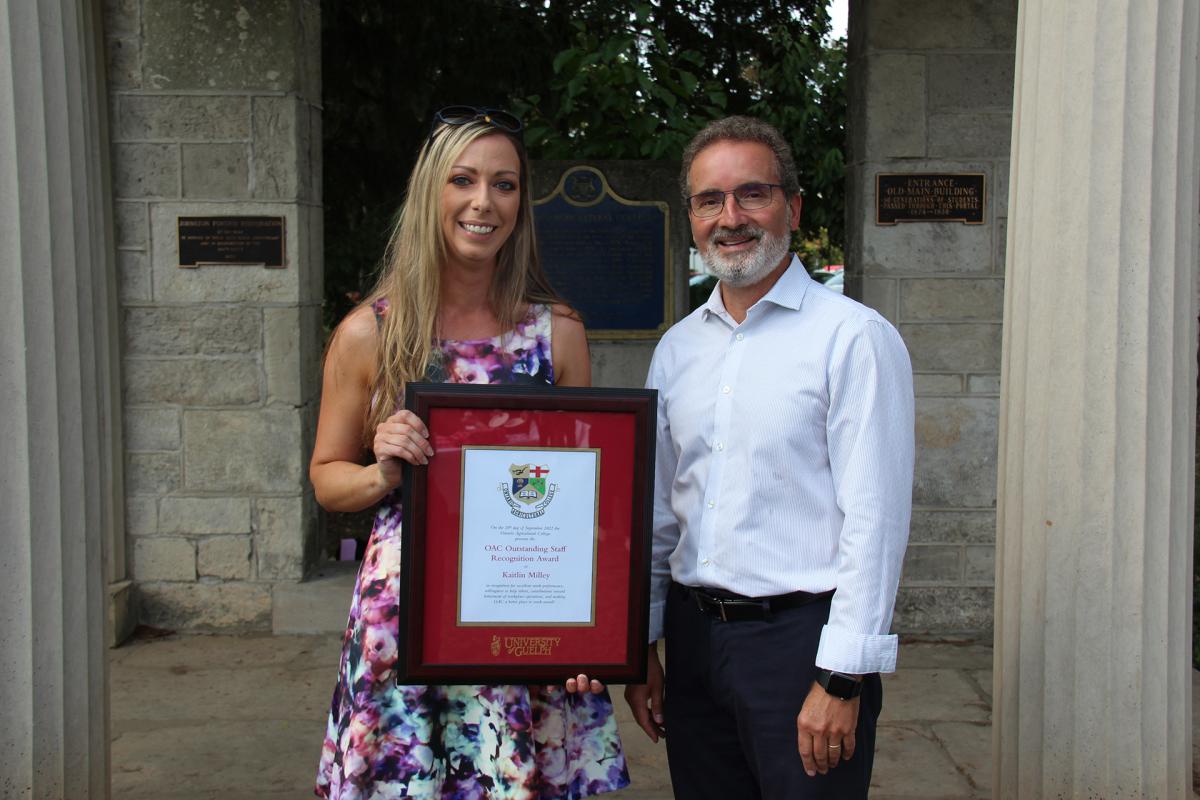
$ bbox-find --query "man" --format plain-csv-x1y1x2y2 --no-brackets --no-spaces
625,116,914,799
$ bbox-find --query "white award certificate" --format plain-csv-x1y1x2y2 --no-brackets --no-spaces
458,446,600,625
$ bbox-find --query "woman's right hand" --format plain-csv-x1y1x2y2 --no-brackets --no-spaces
372,410,434,487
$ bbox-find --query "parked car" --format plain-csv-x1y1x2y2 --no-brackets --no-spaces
811,269,844,295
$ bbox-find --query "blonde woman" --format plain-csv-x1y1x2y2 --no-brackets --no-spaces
311,107,630,799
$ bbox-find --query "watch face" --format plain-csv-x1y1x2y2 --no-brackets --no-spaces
820,671,861,699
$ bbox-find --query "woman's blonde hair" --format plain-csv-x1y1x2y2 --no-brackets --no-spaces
362,120,564,440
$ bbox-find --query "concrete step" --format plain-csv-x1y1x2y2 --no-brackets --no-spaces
272,560,358,634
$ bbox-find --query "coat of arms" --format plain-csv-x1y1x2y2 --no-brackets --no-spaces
499,463,558,518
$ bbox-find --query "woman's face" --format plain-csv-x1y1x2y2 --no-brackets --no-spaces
440,133,522,271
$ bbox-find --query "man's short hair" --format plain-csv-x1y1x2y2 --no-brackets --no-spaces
680,116,801,201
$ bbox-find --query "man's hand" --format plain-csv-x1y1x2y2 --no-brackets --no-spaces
623,645,666,742
796,680,859,776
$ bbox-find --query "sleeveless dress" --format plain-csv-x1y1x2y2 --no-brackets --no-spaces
315,301,631,800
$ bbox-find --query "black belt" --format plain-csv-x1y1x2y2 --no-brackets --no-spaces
680,583,835,622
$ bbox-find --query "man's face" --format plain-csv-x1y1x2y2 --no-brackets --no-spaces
687,140,801,288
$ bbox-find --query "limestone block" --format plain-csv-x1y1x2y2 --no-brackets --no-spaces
112,143,178,199
103,0,140,38
264,305,299,405
122,306,261,356
892,586,994,632
299,0,321,102
182,143,250,199
159,496,251,535
124,406,181,451
846,56,867,164
860,277,898,323
255,495,306,581
125,495,158,536
859,162,994,274
142,0,299,92
994,216,1007,274
251,97,302,200
198,536,253,580
114,201,147,247
105,37,140,90
963,545,994,584
866,0,1017,50
909,509,996,543
183,409,303,492
901,323,1002,372
125,451,180,494
928,113,1012,160
864,54,925,159
309,105,323,201
914,373,963,395
929,53,1016,112
138,580,272,630
119,95,251,141
899,278,1004,321
994,167,1009,218
302,203,324,304
122,358,260,405
913,396,998,508
118,249,150,302
901,544,963,584
150,202,300,303
133,536,196,582
591,341,655,389
967,374,1000,394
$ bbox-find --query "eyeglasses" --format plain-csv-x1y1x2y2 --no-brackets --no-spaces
687,183,784,218
433,105,523,134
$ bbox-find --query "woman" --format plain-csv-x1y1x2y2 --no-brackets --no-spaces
311,107,630,799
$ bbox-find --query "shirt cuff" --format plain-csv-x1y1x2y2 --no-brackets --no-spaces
814,625,899,674
648,601,665,643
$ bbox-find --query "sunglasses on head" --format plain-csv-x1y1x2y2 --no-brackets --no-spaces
432,105,523,135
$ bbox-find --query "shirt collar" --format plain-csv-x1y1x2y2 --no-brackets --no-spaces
702,254,811,321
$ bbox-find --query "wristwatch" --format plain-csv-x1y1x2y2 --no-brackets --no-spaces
815,669,864,700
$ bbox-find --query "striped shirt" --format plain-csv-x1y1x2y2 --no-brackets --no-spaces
646,256,915,674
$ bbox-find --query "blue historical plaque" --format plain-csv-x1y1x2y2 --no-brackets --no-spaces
533,167,670,338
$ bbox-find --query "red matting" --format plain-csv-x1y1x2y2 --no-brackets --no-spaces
397,384,654,684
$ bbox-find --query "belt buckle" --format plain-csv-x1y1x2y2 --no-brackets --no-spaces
716,597,728,622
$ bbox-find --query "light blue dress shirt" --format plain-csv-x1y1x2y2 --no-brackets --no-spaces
646,256,915,674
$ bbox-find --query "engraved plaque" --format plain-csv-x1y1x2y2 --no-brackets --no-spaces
533,167,670,338
177,216,286,268
876,173,986,225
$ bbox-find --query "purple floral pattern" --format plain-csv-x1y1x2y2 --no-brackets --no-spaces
316,303,629,799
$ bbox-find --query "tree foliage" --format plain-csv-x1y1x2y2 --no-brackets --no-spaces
321,0,846,326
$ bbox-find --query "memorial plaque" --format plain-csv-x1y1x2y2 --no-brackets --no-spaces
177,216,286,267
876,173,986,225
533,166,671,338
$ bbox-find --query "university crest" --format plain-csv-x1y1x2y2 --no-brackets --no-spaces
499,463,558,518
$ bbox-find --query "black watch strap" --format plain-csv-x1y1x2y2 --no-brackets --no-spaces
815,668,864,700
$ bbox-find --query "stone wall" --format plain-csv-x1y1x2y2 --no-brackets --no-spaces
104,0,323,630
847,0,1017,631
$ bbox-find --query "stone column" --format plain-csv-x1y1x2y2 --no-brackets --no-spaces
0,0,117,796
994,1,1198,797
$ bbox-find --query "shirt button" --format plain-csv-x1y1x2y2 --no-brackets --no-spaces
736,333,744,341
701,558,710,565
707,501,715,508
715,442,724,451
722,385,731,394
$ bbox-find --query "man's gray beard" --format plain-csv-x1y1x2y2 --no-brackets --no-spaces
700,227,791,289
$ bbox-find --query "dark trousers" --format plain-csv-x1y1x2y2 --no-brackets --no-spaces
663,582,883,799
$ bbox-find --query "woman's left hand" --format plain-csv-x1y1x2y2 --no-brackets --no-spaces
564,673,605,694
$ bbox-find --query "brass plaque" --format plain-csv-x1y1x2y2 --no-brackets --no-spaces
177,216,286,268
875,173,986,225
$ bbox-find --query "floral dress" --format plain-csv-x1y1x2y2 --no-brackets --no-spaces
315,301,630,800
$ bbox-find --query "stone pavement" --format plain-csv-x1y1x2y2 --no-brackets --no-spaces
108,633,1190,799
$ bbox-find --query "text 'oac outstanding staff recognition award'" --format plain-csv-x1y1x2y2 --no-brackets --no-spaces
458,447,600,625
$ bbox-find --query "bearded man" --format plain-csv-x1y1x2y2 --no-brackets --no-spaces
624,116,915,799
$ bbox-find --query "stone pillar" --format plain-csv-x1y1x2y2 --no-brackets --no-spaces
104,0,323,630
0,0,117,796
846,0,1017,631
994,1,1198,797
